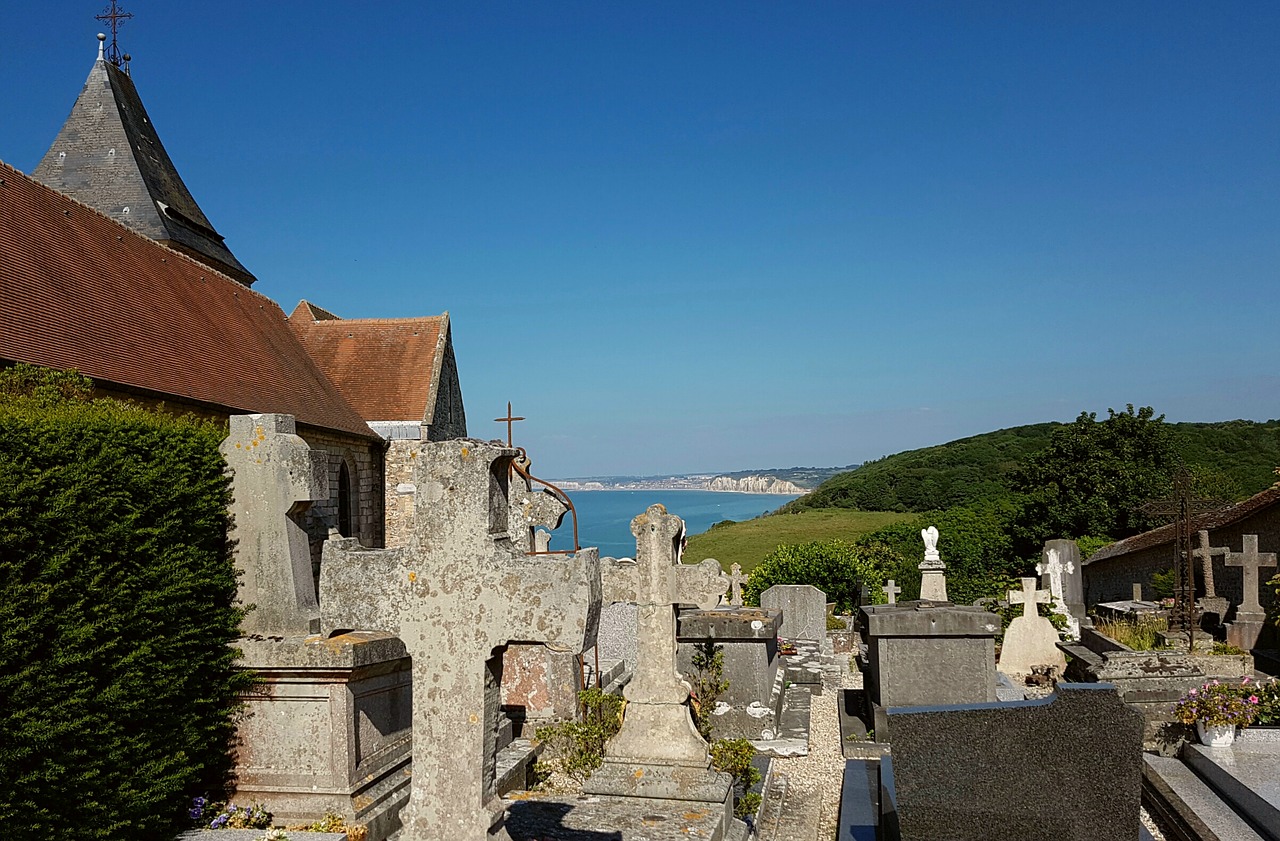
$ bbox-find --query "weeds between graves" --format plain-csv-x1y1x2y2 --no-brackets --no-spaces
710,738,763,819
1093,615,1169,650
533,688,624,783
688,641,730,740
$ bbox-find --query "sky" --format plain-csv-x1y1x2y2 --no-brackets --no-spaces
3,2,1278,478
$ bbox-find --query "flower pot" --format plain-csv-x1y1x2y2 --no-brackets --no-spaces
1196,721,1237,747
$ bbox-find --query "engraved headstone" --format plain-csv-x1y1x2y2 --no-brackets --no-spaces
997,577,1065,679
1037,540,1084,639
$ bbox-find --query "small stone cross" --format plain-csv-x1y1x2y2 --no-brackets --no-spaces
882,579,901,605
727,562,747,607
1191,530,1228,600
1008,576,1051,618
1226,534,1277,615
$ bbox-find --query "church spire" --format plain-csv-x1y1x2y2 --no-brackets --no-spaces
31,31,257,287
95,0,133,69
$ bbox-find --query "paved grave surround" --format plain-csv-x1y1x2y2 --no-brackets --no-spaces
320,439,602,841
221,413,329,636
583,504,733,821
997,576,1067,679
761,584,827,642
886,684,1144,841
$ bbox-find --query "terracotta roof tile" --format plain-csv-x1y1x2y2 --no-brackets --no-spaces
0,162,377,440
288,302,447,423
1085,483,1280,564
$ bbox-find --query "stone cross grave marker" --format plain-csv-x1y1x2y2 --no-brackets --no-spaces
584,504,732,808
319,439,601,841
1036,542,1081,639
1226,534,1277,616
1192,530,1229,601
220,413,328,636
727,563,747,607
919,525,948,601
882,579,901,605
997,577,1065,678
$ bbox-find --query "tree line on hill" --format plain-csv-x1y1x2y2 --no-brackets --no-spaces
746,408,1280,611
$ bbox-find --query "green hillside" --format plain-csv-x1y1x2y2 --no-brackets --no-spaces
787,418,1280,514
683,509,913,573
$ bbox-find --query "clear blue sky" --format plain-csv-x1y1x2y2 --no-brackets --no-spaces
4,2,1278,477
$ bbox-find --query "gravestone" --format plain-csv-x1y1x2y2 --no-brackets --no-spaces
583,505,733,825
886,684,1143,841
1193,529,1230,622
1225,534,1277,651
997,577,1066,680
220,413,328,636
726,562,747,607
761,584,827,641
320,439,602,840
1037,539,1084,640
221,415,411,837
676,606,783,739
882,579,901,605
859,600,1000,737
918,526,947,601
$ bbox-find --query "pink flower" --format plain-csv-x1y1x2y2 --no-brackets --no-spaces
1251,696,1260,704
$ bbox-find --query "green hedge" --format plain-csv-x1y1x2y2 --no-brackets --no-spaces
0,380,248,839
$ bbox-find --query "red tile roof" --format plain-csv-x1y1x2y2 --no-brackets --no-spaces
288,302,448,423
0,162,377,440
1085,483,1280,564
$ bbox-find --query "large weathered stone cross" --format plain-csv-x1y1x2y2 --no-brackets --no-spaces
1035,548,1074,605
1225,534,1277,615
599,504,727,766
1008,576,1051,618
1192,530,1229,600
727,562,747,607
882,579,901,605
320,440,601,841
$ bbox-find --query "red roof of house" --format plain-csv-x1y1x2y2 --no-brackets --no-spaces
1085,483,1280,564
288,302,448,423
0,162,377,440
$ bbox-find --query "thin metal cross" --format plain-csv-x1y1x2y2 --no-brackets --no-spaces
493,402,525,447
1139,467,1230,640
95,1,134,68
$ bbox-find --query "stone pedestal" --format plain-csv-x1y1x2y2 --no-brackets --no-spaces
676,606,782,739
1227,612,1269,651
859,601,1000,738
760,584,826,641
232,633,412,841
500,644,583,728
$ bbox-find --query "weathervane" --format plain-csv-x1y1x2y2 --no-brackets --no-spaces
95,0,134,68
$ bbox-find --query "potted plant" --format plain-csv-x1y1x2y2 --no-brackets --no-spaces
1173,677,1260,747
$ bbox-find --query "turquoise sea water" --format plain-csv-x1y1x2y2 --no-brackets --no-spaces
544,490,799,559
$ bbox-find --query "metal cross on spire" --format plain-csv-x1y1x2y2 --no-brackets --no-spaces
95,1,134,68
493,402,525,447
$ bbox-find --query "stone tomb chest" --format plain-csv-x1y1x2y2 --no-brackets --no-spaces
859,600,1000,736
676,606,783,739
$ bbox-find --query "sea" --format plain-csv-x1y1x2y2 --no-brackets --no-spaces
542,490,800,559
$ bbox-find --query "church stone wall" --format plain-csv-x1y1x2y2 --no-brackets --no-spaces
297,427,385,572
384,438,421,548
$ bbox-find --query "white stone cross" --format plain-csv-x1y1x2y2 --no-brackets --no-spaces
1008,576,1051,618
727,562,747,607
882,579,901,605
598,504,727,767
1192,529,1229,600
1035,548,1074,606
1226,534,1277,615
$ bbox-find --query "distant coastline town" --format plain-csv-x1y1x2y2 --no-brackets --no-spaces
551,474,808,495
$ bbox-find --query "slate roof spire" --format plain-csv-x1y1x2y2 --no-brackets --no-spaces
31,35,257,286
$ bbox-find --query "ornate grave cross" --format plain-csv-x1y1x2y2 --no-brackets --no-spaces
1036,548,1073,606
597,504,727,767
1225,535,1277,616
95,0,133,68
882,579,901,605
727,562,747,607
1008,577,1051,619
493,401,525,447
1191,530,1229,600
1138,467,1230,638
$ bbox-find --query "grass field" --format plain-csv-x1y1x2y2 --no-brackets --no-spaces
683,509,914,573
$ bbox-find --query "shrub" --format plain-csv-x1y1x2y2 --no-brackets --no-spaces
0,378,248,839
687,642,728,740
744,539,883,613
533,688,624,782
710,738,762,819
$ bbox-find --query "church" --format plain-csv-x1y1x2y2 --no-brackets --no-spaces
0,33,467,556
